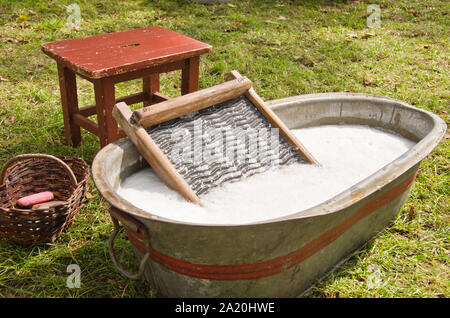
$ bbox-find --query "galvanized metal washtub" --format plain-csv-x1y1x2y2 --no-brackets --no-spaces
92,92,446,297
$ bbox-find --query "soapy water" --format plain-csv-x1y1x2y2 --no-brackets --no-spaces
117,125,415,225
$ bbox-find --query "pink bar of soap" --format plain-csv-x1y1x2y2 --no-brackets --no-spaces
17,191,54,207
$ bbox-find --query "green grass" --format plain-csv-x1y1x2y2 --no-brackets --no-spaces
0,0,448,298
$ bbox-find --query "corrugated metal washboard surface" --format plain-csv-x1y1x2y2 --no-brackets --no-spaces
146,95,304,196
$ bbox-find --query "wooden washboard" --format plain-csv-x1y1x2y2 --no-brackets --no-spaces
113,71,319,205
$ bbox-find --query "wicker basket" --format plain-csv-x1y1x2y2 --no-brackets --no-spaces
0,154,89,244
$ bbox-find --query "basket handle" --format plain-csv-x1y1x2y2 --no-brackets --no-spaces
108,208,151,280
0,154,78,187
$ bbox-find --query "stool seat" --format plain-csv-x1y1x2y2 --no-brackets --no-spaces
42,26,211,79
42,27,212,148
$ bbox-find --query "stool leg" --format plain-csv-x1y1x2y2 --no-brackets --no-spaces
143,74,160,106
57,64,81,147
181,56,200,95
94,79,117,148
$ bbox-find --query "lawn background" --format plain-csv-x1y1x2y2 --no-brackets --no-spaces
0,0,448,297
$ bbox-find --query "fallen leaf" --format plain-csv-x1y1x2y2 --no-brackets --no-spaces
319,7,330,13
85,192,93,199
1,37,18,43
407,205,416,221
227,3,236,8
277,16,286,20
273,40,281,46
224,23,241,32
0,76,8,82
16,14,30,22
408,10,419,17
363,77,375,86
360,32,376,39
10,116,15,123
348,32,376,40
378,53,389,59
423,44,430,49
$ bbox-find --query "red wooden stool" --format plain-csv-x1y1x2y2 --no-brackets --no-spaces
42,26,212,148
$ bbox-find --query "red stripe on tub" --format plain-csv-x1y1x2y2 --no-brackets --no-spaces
123,170,418,280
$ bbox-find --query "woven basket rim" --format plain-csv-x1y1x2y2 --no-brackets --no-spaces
0,154,89,244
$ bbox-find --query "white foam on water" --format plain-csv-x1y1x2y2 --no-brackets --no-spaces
117,125,415,225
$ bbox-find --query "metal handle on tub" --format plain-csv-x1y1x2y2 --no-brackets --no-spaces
108,208,151,280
